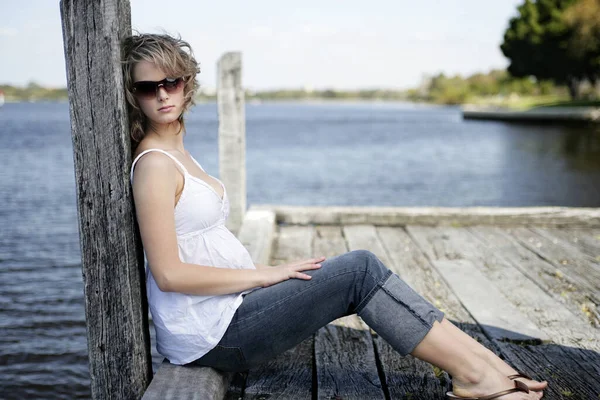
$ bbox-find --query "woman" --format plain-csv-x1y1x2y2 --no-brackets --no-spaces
123,33,547,400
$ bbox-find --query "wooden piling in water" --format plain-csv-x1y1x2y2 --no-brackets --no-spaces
218,52,246,234
59,0,152,398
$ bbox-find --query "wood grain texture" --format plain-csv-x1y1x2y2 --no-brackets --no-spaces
315,316,385,400
445,226,600,348
218,52,246,234
251,205,600,227
59,1,152,398
143,360,232,400
532,227,600,261
433,259,549,342
493,341,600,399
239,225,315,399
408,225,600,398
509,228,600,296
243,338,313,400
344,225,449,399
469,226,600,327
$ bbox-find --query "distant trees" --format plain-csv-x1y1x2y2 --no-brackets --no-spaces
501,0,600,99
407,69,563,105
563,0,600,89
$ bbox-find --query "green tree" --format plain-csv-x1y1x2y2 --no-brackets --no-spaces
563,0,600,94
500,0,590,99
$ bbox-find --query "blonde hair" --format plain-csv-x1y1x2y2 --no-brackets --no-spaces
121,32,201,146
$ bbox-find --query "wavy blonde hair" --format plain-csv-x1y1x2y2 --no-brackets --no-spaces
121,32,200,146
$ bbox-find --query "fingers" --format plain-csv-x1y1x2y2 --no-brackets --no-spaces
289,256,326,267
294,272,313,280
295,262,322,271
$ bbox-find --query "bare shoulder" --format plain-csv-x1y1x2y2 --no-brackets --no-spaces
132,151,177,182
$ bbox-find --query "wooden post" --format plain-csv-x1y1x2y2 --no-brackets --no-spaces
217,52,246,234
60,1,152,399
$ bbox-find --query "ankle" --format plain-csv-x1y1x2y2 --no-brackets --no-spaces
452,360,488,385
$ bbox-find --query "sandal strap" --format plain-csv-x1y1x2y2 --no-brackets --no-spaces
479,381,530,400
507,371,533,380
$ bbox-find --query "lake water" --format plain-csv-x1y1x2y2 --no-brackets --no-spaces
0,101,599,399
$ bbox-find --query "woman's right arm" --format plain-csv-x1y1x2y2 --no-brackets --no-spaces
132,153,323,296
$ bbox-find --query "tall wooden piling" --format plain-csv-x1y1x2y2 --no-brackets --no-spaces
217,53,246,233
60,1,152,398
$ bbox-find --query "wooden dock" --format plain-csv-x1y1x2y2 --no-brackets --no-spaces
462,105,600,123
145,206,600,400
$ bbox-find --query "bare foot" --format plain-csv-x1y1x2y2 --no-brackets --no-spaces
451,368,543,399
439,319,547,392
507,371,548,392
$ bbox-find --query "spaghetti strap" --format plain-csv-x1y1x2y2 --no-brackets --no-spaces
130,149,189,184
189,155,206,172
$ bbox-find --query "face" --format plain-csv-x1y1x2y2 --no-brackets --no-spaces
132,60,185,127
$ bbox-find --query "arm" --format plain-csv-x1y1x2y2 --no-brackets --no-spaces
132,153,323,296
132,153,262,295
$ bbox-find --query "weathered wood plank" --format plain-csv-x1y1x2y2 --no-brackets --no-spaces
510,227,599,325
240,225,314,399
218,52,246,234
315,316,385,400
237,208,276,266
242,338,313,400
143,361,232,400
314,225,385,400
408,225,600,398
443,226,599,349
468,226,599,327
493,341,600,399
510,227,600,294
59,1,153,398
252,205,600,227
344,225,449,399
433,259,549,342
531,227,600,264
269,225,314,266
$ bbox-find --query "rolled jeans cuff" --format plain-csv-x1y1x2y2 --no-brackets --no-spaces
358,273,445,355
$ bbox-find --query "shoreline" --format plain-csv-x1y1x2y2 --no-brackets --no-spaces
462,105,600,123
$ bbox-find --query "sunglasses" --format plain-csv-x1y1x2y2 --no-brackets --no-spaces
132,77,185,98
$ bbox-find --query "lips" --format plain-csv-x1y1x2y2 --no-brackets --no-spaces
158,105,174,111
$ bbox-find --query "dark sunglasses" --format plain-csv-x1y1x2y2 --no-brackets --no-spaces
132,77,185,98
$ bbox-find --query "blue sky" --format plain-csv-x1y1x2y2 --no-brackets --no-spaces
0,0,522,90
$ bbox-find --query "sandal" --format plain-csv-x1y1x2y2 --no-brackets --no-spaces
446,380,529,399
508,371,532,381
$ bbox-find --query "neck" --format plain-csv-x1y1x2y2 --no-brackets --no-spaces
145,121,185,152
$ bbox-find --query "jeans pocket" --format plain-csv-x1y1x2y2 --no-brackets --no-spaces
188,344,247,372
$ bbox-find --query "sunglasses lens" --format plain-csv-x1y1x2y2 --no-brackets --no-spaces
164,78,184,93
133,82,158,97
133,78,184,98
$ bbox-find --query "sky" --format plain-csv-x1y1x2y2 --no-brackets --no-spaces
0,0,523,91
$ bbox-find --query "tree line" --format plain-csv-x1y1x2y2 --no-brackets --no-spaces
501,0,600,99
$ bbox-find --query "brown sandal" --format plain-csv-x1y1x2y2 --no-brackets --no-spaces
508,371,532,381
446,380,529,399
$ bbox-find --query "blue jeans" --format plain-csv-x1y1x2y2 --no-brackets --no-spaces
187,250,445,372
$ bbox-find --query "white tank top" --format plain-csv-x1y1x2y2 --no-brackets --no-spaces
130,148,257,365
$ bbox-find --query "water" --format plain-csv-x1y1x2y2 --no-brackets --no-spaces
0,101,599,399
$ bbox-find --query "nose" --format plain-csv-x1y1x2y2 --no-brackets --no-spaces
157,84,169,100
